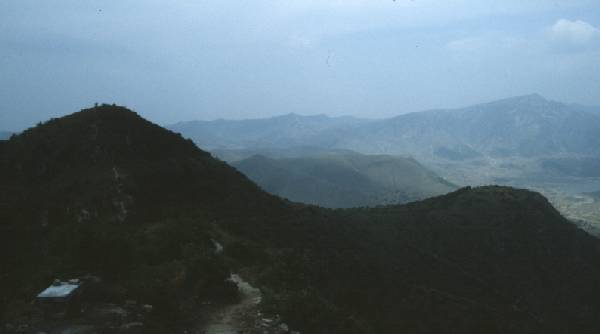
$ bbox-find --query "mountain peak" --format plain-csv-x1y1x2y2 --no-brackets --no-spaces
276,112,329,120
516,93,547,102
9,104,209,175
19,104,145,136
80,103,140,118
2,105,272,225
465,94,558,115
496,93,550,106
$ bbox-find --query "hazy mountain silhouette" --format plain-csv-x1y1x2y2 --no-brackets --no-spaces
169,113,367,150
348,94,600,158
170,94,600,160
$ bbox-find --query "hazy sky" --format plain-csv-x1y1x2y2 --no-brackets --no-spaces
2,0,600,130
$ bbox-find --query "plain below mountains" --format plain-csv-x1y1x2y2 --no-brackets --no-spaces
233,153,456,208
3,105,600,333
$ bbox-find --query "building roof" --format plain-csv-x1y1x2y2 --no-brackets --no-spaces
37,282,80,299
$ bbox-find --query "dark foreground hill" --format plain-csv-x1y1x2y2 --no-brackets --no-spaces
233,153,456,208
2,105,600,333
0,105,285,332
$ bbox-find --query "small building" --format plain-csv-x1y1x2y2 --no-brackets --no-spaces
37,279,83,317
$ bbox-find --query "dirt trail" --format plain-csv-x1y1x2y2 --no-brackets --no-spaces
199,274,262,334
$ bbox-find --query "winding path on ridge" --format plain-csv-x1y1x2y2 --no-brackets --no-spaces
199,274,262,334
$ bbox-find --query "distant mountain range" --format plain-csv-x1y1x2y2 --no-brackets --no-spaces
169,94,600,160
169,113,367,151
233,152,456,208
344,94,600,159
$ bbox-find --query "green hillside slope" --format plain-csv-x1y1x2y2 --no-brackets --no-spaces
233,153,456,208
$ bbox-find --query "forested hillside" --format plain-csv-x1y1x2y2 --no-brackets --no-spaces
2,106,600,333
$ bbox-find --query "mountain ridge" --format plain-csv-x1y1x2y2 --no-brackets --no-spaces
168,94,600,159
1,105,280,226
3,105,600,333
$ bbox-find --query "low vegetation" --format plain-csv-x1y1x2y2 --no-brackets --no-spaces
2,105,600,333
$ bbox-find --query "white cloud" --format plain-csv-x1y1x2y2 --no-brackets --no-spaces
548,19,600,47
